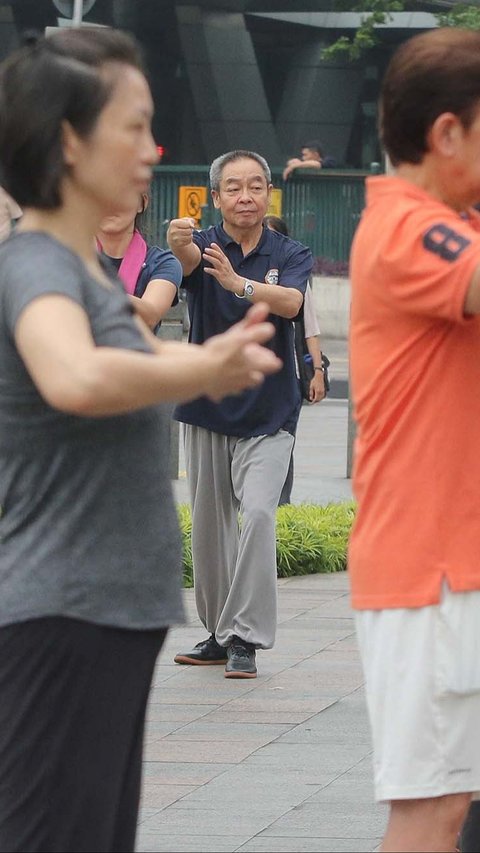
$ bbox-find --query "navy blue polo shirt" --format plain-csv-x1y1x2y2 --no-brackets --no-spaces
175,222,313,437
102,244,181,301
133,245,182,302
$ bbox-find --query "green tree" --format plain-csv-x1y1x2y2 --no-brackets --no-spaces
322,1,480,61
437,3,480,28
322,0,404,60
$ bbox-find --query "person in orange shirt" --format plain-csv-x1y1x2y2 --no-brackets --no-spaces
349,27,480,853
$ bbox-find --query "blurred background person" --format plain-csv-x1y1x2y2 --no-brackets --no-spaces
282,140,337,181
97,192,181,330
264,214,325,505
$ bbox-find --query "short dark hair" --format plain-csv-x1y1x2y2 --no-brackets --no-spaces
209,150,271,192
0,28,144,208
302,141,324,158
381,27,480,167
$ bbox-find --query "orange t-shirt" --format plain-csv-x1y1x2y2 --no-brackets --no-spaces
349,176,480,609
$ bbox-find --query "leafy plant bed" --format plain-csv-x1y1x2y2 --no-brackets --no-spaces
177,501,356,588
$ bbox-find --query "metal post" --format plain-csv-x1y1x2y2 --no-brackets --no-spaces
156,302,186,479
73,0,84,27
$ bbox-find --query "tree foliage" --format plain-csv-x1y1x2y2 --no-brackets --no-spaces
322,1,480,61
436,3,480,28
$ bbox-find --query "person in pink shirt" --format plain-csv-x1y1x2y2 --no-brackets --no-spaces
97,192,181,331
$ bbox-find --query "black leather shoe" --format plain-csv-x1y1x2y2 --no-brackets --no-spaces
174,633,227,665
224,636,257,679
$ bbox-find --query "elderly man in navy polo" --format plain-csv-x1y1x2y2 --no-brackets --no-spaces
167,150,312,678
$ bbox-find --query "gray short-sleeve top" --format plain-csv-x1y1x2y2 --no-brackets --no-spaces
0,231,185,630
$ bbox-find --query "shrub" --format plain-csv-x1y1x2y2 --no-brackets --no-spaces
177,503,194,587
177,501,356,587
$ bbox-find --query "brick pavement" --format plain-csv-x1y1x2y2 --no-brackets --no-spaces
136,339,386,852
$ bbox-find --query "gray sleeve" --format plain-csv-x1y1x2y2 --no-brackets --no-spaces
1,237,86,334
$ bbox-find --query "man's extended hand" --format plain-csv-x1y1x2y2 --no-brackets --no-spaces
202,243,244,295
166,217,201,276
166,217,196,250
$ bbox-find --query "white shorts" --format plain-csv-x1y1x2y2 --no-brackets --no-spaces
355,582,480,802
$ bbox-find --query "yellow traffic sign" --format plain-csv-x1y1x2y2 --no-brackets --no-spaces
178,186,208,224
266,188,282,218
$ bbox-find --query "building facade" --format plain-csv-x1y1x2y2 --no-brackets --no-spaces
2,1,454,167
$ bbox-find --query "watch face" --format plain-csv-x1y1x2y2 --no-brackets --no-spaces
244,282,255,297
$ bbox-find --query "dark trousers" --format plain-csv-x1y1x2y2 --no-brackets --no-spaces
460,801,480,852
278,450,295,506
0,617,167,853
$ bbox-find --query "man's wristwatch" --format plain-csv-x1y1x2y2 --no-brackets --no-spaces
235,279,255,300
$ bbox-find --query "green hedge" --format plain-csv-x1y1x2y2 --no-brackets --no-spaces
177,501,356,588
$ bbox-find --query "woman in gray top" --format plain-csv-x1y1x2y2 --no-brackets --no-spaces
0,27,280,853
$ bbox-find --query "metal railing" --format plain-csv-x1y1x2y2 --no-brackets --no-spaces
142,166,368,264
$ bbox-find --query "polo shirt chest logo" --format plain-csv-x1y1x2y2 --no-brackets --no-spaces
265,268,279,285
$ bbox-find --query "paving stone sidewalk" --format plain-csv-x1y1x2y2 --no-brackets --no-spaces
136,341,387,852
